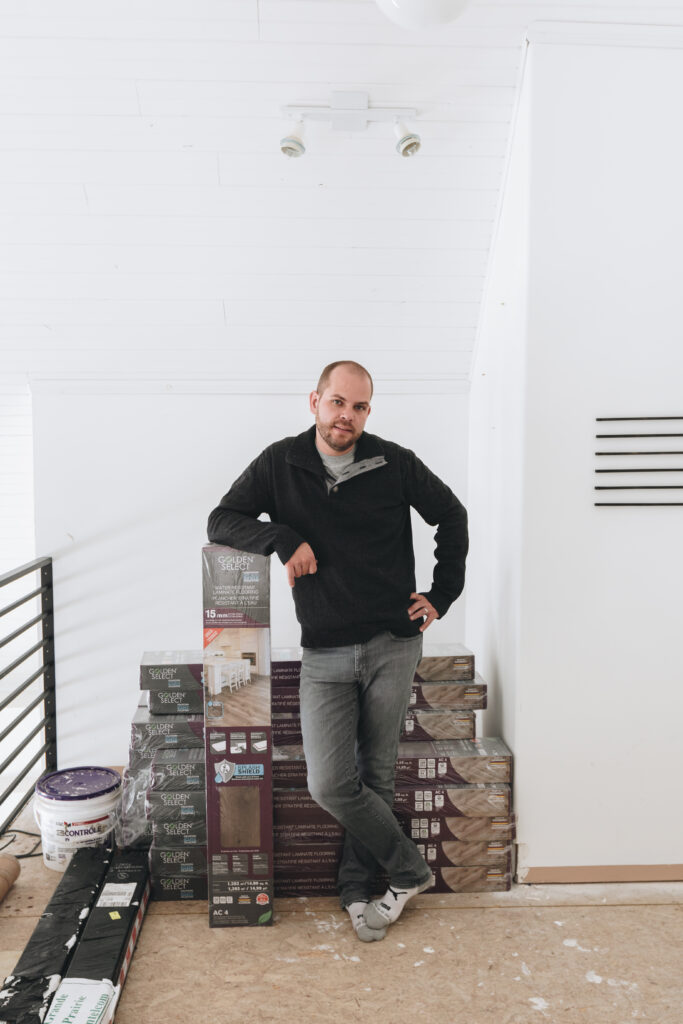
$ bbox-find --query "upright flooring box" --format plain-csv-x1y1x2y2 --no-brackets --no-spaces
202,545,273,928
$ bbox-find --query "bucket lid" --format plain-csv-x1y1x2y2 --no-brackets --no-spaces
36,767,121,801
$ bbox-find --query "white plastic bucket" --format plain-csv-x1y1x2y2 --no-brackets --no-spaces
34,767,122,871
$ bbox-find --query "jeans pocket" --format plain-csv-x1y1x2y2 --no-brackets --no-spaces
387,631,421,643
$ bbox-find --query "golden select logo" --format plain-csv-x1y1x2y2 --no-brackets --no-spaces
148,667,177,680
217,554,254,572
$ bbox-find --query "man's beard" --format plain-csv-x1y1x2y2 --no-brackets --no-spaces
315,415,361,452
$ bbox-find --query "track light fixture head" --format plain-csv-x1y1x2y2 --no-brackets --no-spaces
394,120,421,158
280,121,306,158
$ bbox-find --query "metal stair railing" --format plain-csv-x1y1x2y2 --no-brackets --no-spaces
0,556,56,835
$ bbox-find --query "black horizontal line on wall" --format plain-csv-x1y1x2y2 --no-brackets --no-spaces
595,451,683,456
595,486,683,490
595,468,683,474
596,416,683,421
595,503,683,507
595,433,683,439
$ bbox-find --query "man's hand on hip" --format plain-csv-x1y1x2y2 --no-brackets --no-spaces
285,543,318,587
408,592,439,632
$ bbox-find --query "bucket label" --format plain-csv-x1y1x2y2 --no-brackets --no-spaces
56,814,111,842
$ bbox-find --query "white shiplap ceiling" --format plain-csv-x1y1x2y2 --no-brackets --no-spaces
2,1,683,389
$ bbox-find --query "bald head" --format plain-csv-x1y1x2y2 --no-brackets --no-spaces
316,361,373,400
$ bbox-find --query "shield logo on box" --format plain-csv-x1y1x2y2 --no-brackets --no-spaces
215,759,236,783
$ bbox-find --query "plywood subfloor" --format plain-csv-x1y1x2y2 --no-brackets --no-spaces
2,814,682,1024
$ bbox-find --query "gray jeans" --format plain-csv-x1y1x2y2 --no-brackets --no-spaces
299,630,432,908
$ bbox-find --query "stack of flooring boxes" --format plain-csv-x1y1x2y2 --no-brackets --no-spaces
122,652,207,901
271,646,515,896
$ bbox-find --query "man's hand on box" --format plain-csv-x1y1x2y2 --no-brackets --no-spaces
285,543,318,587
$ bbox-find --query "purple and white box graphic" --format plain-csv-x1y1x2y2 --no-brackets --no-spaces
395,809,516,842
394,738,512,786
393,783,512,818
402,709,475,742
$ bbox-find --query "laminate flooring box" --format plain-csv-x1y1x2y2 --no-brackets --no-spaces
415,647,474,682
202,545,273,927
140,651,205,715
394,739,512,786
270,650,301,687
402,710,475,741
396,809,516,842
271,708,476,745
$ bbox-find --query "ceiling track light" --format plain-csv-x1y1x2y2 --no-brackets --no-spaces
280,92,420,158
394,120,421,158
280,120,305,158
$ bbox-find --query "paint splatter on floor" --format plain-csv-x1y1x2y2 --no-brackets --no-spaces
563,938,592,952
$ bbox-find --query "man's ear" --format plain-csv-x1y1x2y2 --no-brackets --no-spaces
309,390,320,414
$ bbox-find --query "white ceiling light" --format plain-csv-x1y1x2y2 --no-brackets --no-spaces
375,0,470,30
394,121,421,158
280,120,305,158
280,92,420,157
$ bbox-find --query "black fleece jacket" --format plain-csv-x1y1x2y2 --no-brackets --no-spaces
207,426,468,648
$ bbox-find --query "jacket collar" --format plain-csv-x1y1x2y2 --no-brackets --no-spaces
286,425,386,473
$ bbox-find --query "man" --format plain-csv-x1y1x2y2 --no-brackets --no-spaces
207,360,468,941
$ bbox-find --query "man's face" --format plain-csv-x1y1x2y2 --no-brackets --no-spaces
310,367,372,455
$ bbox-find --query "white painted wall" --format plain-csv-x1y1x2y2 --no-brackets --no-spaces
466,46,530,758
32,379,469,766
468,23,683,872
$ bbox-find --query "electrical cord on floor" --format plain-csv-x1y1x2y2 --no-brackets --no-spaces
0,828,43,859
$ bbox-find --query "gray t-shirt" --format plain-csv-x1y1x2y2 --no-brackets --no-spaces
319,446,356,491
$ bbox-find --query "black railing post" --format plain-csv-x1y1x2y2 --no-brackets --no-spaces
41,559,57,773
